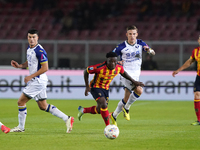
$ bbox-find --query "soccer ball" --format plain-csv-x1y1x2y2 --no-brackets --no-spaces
104,125,119,139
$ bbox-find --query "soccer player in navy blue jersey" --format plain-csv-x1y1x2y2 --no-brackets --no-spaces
10,29,74,133
111,25,155,126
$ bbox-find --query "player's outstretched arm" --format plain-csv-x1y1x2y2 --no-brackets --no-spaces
11,60,28,69
172,58,195,77
84,69,90,96
144,46,155,55
121,71,144,87
172,70,179,77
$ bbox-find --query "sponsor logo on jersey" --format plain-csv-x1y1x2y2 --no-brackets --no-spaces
88,67,93,70
41,54,47,61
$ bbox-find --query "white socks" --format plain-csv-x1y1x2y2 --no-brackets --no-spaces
0,122,3,128
113,92,140,119
18,106,27,130
124,92,137,110
46,104,68,122
113,99,126,118
17,104,68,130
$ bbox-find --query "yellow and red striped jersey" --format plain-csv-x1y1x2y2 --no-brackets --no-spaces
191,46,200,75
87,61,124,90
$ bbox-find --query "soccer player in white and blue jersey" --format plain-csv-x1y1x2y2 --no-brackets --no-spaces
10,29,74,133
110,25,155,126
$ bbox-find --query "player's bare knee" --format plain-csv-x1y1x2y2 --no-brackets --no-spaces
17,101,21,106
101,103,108,109
17,100,25,106
123,98,128,103
96,106,101,114
98,97,107,108
134,86,143,95
194,94,200,99
39,107,46,111
39,105,46,111
194,92,200,100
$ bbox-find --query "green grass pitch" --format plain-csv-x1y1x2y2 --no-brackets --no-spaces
1,99,200,150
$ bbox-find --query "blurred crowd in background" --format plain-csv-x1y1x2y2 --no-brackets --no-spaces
0,0,200,70
0,0,200,40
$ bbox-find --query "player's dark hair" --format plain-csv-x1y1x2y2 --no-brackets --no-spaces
106,52,118,58
28,29,38,35
126,25,138,31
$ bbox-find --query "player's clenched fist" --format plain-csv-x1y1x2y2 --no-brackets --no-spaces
11,60,20,68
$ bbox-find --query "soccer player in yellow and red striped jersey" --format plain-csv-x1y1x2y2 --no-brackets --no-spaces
78,52,144,126
172,35,200,125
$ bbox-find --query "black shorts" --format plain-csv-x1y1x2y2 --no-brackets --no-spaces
194,75,200,92
90,88,109,104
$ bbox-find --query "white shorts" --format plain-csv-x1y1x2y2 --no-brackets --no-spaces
120,76,139,91
23,78,47,101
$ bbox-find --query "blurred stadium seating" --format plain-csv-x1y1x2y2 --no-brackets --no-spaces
0,0,200,70
0,0,199,41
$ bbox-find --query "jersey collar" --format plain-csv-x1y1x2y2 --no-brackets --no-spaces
126,39,137,46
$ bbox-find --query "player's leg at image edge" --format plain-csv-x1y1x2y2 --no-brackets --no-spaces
191,100,200,125
191,121,200,125
0,122,10,134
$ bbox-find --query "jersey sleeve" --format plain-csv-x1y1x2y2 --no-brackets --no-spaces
112,42,126,56
117,64,124,74
120,65,124,74
35,49,48,64
190,48,195,60
87,65,97,74
137,39,150,52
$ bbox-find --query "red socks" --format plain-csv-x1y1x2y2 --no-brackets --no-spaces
83,106,110,126
194,100,200,122
83,106,98,114
100,107,110,126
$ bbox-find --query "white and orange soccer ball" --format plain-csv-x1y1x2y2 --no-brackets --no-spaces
104,125,119,139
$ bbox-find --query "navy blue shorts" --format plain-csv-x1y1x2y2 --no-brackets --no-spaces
90,88,109,104
194,75,200,92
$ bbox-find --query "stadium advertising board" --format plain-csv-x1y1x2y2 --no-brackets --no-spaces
0,70,196,100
